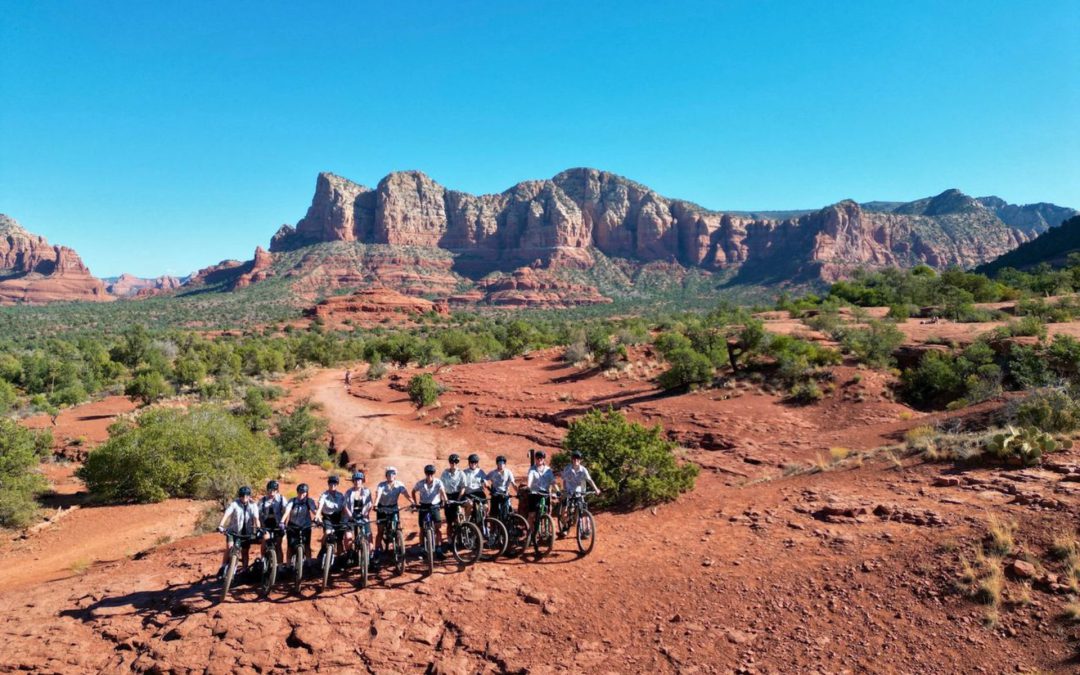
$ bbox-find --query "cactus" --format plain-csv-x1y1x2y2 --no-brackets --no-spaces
985,425,1065,466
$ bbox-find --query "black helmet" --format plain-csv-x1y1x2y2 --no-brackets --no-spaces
297,483,309,494
496,455,507,464
424,464,436,475
571,451,583,460
468,453,480,464
352,471,365,481
238,485,252,497
448,453,460,464
266,480,279,491
328,475,340,485
535,451,546,460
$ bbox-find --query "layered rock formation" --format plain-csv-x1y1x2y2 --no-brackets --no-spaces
105,273,182,297
474,267,612,308
306,287,448,325
270,169,1073,285
0,215,111,305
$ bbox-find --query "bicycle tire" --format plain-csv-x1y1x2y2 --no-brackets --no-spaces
394,530,406,575
292,546,304,593
358,538,369,589
452,521,482,565
321,545,334,591
425,527,435,575
261,547,277,595
504,513,529,557
481,517,508,560
576,511,596,555
534,515,555,558
221,549,239,602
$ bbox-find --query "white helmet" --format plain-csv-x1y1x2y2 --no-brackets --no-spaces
385,466,397,476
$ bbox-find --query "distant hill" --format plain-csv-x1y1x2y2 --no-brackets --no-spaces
976,215,1080,275
0,215,111,305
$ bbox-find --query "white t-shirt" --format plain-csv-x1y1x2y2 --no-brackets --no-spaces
318,489,346,515
488,468,515,494
414,478,445,505
223,499,259,532
376,479,408,507
561,465,594,494
527,465,555,493
462,467,487,491
441,468,466,494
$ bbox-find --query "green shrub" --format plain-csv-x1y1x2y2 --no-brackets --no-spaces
408,373,442,407
653,331,693,359
1010,389,1080,433
125,368,174,406
985,425,1069,467
77,405,279,503
0,418,49,527
557,409,698,509
886,304,914,321
1006,344,1053,389
657,347,714,391
240,387,274,432
839,320,905,368
901,342,1001,409
562,340,590,364
788,380,824,404
274,399,329,465
367,355,387,380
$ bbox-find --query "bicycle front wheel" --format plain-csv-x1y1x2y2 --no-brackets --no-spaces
221,549,239,602
425,527,435,575
452,522,482,565
576,511,596,555
357,539,369,589
394,530,406,575
321,546,334,591
481,517,508,560
504,514,529,557
534,515,555,559
292,547,304,593
261,548,277,595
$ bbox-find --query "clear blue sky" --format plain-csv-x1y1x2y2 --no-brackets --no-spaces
2,1,1078,277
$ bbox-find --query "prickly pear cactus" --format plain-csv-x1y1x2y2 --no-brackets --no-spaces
985,425,1062,466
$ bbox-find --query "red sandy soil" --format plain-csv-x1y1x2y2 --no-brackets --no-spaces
2,343,1080,672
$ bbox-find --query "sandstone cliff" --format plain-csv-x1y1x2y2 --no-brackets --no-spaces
106,273,182,297
0,215,111,305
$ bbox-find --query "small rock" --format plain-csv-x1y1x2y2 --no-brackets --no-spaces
1007,560,1037,579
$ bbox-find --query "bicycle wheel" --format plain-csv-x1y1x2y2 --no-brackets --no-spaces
452,522,482,565
534,515,555,558
221,549,239,602
292,546,304,593
504,514,529,557
260,547,277,595
394,530,406,575
481,517,508,560
424,527,435,575
320,545,334,591
576,511,596,555
357,538,369,589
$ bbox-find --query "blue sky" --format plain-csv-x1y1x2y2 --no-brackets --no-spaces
2,1,1078,277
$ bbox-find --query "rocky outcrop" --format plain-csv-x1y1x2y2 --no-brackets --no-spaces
0,215,111,305
233,247,274,289
306,287,448,324
106,273,182,297
475,267,611,307
268,171,1070,284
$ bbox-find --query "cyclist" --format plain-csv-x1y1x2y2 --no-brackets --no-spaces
282,483,318,565
526,451,556,533
258,480,286,567
440,453,466,548
315,475,347,557
216,485,261,577
344,470,372,560
373,467,414,557
558,451,601,537
462,453,487,520
487,454,517,517
412,464,448,558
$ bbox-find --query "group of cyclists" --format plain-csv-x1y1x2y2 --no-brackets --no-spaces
215,449,601,595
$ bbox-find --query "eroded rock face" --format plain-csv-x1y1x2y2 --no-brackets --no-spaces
476,267,611,308
306,287,449,325
270,171,1065,283
0,215,111,305
106,273,182,297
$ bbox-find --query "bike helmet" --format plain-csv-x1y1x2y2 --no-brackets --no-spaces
266,480,279,491
496,455,507,464
352,471,365,481
385,466,397,476
297,483,309,494
534,450,546,460
468,453,480,464
571,451,583,460
328,475,340,485
424,464,436,475
448,453,460,464
237,485,252,497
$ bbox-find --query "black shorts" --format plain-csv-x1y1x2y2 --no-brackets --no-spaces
287,527,312,549
444,502,460,523
322,511,343,530
417,504,443,529
376,508,399,527
226,531,255,549
527,493,548,514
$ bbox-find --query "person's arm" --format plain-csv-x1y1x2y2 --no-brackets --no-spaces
406,484,418,507
438,484,448,503
411,486,419,505
586,468,600,494
217,503,232,531
314,496,325,523
527,469,536,491
281,501,293,527
509,471,519,496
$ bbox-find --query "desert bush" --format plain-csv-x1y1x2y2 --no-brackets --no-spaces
125,368,174,406
1006,344,1053,389
77,405,279,503
900,341,1001,409
993,316,1048,340
1009,388,1080,433
787,380,824,404
366,355,387,380
240,386,274,432
407,373,442,408
657,348,714,391
886,304,914,321
0,418,49,527
562,340,590,364
985,425,1068,467
556,409,698,509
274,399,329,465
653,331,694,359
839,320,905,368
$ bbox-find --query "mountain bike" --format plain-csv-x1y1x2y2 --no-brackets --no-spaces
317,519,352,591
559,490,597,555
492,489,529,556
286,524,312,593
467,491,508,560
376,505,407,575
446,499,482,565
349,516,371,589
527,490,556,559
413,504,440,575
220,529,261,602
